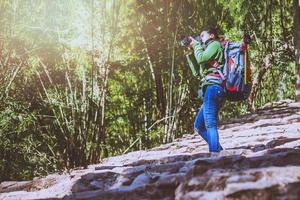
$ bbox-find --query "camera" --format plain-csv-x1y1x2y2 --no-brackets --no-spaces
180,35,201,47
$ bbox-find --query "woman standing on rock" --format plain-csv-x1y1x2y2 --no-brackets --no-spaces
186,27,225,153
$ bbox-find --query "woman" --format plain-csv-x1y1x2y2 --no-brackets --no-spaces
186,27,225,152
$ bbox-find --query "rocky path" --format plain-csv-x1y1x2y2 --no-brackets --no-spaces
1,100,300,200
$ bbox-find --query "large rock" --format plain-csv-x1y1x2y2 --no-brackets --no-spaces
1,100,300,200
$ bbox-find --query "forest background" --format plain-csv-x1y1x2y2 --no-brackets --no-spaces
0,0,297,181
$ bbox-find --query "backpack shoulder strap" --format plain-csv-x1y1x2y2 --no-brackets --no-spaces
223,41,230,62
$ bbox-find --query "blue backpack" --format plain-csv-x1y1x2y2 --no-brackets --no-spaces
221,39,252,101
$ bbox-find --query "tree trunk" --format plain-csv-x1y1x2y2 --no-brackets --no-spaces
248,54,273,112
295,0,300,102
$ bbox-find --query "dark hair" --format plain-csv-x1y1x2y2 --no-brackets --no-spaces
202,27,219,39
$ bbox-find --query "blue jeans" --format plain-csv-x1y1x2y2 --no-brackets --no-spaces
194,84,225,152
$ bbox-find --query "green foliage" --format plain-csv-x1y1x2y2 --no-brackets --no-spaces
0,100,57,180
